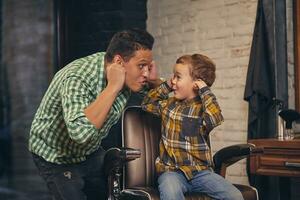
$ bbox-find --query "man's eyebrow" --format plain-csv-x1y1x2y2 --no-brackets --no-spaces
138,60,148,63
138,58,152,62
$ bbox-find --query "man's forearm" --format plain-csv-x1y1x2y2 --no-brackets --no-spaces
84,85,119,129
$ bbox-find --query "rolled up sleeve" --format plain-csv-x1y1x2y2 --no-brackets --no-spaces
60,76,99,144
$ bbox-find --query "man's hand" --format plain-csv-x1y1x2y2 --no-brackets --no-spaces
106,63,126,92
194,79,207,90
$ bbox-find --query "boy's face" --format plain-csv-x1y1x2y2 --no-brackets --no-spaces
171,63,197,100
123,49,153,92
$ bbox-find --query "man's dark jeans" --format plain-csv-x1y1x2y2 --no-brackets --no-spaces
32,147,107,200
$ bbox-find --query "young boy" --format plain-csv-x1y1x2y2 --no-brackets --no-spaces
141,54,244,200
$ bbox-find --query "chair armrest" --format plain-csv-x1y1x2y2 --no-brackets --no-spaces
213,143,259,176
104,147,141,176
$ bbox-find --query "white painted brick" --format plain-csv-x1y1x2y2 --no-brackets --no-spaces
225,16,256,27
219,99,248,110
215,66,248,88
199,49,229,60
215,57,250,69
222,109,248,121
221,119,247,132
182,22,197,32
198,38,224,50
196,7,227,20
204,28,232,40
227,162,246,176
167,14,181,27
162,47,183,55
191,0,224,10
196,18,226,30
215,86,246,100
183,43,200,53
244,1,259,15
167,33,182,45
211,129,248,142
230,47,251,58
232,25,255,37
224,0,240,5
224,2,257,18
225,35,252,48
160,4,181,16
181,31,201,43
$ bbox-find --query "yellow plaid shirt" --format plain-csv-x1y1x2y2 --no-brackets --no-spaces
141,82,224,180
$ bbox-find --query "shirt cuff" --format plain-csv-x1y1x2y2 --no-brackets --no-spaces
198,86,211,97
160,81,173,94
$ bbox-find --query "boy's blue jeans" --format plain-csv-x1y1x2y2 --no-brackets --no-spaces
32,147,107,200
158,170,244,200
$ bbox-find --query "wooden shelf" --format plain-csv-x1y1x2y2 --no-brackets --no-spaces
248,139,300,177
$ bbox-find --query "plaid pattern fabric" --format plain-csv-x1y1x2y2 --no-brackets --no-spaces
142,82,224,180
29,52,131,164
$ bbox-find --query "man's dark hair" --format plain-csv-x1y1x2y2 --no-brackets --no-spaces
105,28,154,63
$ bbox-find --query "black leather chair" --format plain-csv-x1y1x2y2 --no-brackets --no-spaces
104,106,259,200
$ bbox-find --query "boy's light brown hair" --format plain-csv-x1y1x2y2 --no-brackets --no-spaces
176,54,216,87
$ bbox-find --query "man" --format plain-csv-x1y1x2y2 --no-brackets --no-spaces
29,29,161,200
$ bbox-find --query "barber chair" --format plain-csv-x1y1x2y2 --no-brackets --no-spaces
104,106,259,200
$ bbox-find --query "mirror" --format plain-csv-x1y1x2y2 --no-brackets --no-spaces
294,0,300,112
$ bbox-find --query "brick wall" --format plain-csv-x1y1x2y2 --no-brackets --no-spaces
147,0,286,185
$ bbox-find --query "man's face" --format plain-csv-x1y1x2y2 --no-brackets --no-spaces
123,49,153,92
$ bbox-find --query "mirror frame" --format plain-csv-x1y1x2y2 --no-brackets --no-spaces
294,0,300,112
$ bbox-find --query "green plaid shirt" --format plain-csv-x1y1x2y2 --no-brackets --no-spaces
29,52,131,164
141,82,224,180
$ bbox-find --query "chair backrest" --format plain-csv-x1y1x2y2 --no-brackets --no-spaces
121,106,161,188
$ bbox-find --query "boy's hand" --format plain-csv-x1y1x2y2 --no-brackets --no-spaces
194,79,207,90
167,77,173,89
148,61,158,82
147,61,166,88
